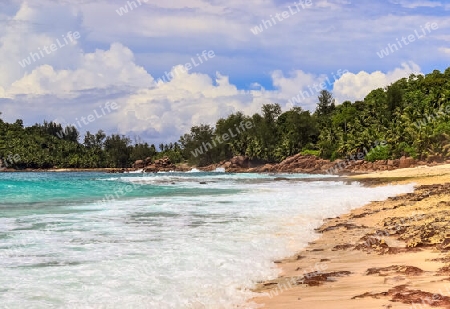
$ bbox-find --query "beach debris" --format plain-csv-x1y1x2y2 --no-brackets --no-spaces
262,281,278,287
437,265,450,276
316,222,368,233
332,243,353,251
297,271,351,286
353,285,450,307
430,255,450,263
365,265,424,276
354,235,389,251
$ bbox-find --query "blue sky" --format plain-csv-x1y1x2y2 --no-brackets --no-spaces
0,0,449,143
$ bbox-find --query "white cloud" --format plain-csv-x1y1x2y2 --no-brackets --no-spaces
0,35,427,143
393,0,442,8
0,0,448,144
332,62,422,102
0,2,82,88
271,69,348,109
439,47,450,55
6,43,153,97
0,42,280,142
1,40,331,142
117,67,275,141
271,70,320,97
314,0,350,10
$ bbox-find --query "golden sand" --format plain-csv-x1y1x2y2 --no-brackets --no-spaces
251,164,450,308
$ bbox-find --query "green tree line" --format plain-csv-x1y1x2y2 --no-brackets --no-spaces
1,67,450,169
180,67,450,165
0,119,171,168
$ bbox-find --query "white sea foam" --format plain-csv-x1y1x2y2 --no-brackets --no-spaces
187,168,201,173
0,174,415,308
127,169,144,173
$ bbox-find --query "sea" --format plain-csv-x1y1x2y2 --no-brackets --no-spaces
0,171,415,309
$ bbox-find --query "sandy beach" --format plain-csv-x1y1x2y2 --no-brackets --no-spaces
251,164,450,308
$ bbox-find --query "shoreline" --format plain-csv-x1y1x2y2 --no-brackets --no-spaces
0,161,446,175
250,164,450,308
3,153,449,175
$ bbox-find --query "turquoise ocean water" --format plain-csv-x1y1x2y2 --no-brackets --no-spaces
0,171,414,308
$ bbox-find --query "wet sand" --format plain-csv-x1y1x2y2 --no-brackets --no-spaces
251,164,450,308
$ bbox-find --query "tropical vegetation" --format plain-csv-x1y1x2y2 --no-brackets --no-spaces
1,67,449,169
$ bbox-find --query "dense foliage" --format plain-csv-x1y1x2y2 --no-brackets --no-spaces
181,68,450,165
1,67,450,169
0,119,161,168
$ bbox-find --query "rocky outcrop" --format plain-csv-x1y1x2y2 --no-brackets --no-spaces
133,157,155,169
199,154,444,175
399,156,415,168
144,157,152,165
230,155,249,168
199,156,265,172
133,160,145,169
426,154,444,163
144,156,176,172
128,156,191,173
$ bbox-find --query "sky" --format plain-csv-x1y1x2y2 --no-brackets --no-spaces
0,0,449,144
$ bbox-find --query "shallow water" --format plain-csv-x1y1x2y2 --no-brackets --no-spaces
0,171,414,308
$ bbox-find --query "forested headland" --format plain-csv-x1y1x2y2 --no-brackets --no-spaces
1,67,449,169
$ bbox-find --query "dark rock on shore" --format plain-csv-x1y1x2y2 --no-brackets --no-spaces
144,156,175,172
129,152,450,175
198,154,438,175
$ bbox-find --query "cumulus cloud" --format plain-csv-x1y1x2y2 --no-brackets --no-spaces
271,69,348,110
0,40,426,144
1,40,334,143
118,66,281,142
271,70,320,97
7,43,153,98
332,62,422,102
0,0,448,144
0,42,154,138
0,41,278,143
0,1,83,87
439,47,450,55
